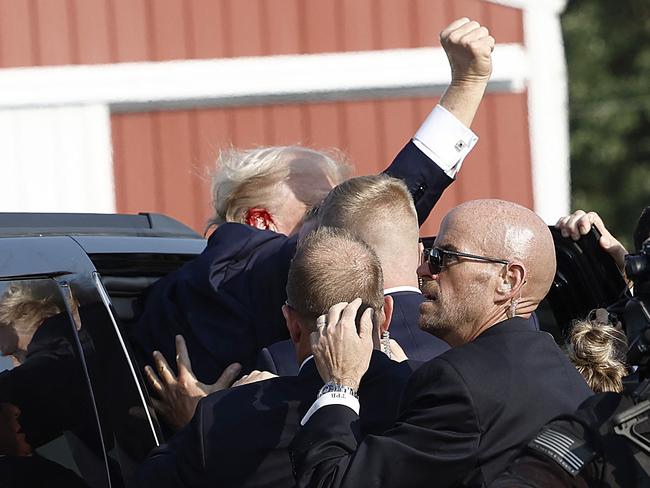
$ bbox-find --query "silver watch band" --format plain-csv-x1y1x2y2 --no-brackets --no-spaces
317,381,359,399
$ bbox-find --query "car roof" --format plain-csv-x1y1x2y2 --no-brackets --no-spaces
0,212,203,239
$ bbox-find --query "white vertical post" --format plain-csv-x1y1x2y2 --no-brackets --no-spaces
522,0,571,222
486,0,570,222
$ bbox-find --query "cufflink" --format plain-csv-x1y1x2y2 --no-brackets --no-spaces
454,140,466,152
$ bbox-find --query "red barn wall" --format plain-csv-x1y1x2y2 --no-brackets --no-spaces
111,92,533,238
0,0,523,67
0,0,531,237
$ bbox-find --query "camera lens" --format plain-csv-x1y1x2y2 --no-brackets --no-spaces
625,254,648,281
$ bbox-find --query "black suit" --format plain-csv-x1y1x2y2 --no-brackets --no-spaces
258,291,449,376
291,317,594,488
132,142,452,382
134,351,416,488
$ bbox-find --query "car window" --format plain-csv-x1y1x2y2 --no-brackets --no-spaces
0,278,108,488
62,273,161,487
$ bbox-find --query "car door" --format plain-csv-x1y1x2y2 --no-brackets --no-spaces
0,236,160,488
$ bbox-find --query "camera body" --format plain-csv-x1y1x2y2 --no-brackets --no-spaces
626,240,650,291
619,241,650,374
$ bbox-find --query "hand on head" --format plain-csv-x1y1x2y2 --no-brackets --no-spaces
310,298,374,391
144,335,241,432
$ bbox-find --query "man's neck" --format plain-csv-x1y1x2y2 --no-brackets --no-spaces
382,271,419,290
466,311,512,343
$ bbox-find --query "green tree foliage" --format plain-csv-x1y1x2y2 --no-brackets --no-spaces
562,0,650,249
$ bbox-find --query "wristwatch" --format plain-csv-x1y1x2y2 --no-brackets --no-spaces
317,381,359,399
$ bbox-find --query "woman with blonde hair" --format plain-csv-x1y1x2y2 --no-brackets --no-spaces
566,316,628,393
0,281,61,366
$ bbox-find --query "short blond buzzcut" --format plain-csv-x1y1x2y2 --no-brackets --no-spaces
317,174,416,231
209,146,350,228
286,226,384,329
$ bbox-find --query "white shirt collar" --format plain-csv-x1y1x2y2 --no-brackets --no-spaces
299,355,314,373
383,286,421,295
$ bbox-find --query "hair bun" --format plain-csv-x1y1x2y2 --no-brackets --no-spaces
566,320,628,393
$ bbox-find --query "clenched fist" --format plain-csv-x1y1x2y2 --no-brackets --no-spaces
441,18,495,86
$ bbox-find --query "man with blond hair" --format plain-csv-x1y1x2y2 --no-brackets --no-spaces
208,146,349,235
133,17,493,385
259,174,449,375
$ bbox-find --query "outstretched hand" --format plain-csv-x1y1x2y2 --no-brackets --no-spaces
441,17,495,87
310,298,374,391
144,335,241,432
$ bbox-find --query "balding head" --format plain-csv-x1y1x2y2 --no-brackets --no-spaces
286,226,385,329
445,199,556,304
284,226,391,364
419,199,556,346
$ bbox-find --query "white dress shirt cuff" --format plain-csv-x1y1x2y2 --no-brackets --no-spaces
413,104,478,179
300,391,360,426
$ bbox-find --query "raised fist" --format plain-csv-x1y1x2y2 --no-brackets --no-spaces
441,18,495,86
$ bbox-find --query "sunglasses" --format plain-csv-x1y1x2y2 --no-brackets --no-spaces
422,247,510,275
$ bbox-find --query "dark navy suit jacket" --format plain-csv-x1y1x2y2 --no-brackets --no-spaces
257,291,450,376
134,351,417,488
132,141,452,382
291,318,593,488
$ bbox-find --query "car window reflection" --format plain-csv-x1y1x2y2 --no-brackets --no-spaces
0,278,101,488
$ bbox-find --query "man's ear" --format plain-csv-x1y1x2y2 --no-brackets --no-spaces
494,262,526,303
245,208,276,231
282,304,302,344
379,295,394,333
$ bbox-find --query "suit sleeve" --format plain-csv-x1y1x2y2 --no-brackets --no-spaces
291,358,481,488
255,347,279,375
383,141,453,226
133,400,208,488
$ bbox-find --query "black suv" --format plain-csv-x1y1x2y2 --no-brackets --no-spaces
0,213,626,488
0,213,205,488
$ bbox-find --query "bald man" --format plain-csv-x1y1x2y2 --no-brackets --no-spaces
291,200,593,488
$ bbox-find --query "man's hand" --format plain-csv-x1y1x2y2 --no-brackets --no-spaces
438,18,494,128
310,299,374,391
441,17,494,86
555,210,628,274
144,335,241,432
232,370,278,387
389,339,408,363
